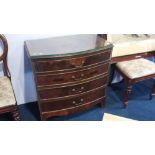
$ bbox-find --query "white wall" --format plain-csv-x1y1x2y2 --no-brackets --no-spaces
4,34,72,105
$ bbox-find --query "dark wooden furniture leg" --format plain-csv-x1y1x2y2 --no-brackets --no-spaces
108,64,116,85
124,81,132,107
150,81,155,100
12,106,21,121
41,114,47,121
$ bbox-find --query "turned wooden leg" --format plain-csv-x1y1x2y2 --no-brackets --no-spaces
108,64,116,86
12,107,21,121
124,82,132,107
150,82,155,100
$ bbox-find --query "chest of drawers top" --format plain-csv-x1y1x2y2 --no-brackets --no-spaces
25,34,112,60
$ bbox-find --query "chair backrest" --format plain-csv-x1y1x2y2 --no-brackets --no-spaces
0,34,10,77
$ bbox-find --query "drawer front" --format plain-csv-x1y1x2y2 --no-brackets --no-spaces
42,97,106,118
33,50,111,73
38,75,108,100
40,86,106,112
36,63,109,87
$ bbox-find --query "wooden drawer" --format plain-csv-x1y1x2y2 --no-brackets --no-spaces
36,62,109,87
38,75,108,100
40,86,106,112
42,97,106,118
33,50,111,73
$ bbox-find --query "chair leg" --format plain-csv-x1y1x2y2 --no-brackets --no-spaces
150,82,155,100
124,82,132,107
12,107,21,121
108,64,116,86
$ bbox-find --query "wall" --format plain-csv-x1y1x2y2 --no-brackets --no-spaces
4,34,71,105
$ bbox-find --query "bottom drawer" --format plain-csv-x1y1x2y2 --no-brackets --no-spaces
42,97,106,118
40,86,106,112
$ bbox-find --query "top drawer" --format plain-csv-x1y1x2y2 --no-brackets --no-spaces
32,50,111,73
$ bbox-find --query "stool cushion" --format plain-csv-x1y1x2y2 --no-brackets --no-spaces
116,58,155,79
0,77,16,108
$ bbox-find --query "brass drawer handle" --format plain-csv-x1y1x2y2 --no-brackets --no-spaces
72,88,76,92
71,74,85,81
81,74,84,77
81,87,84,90
72,98,84,106
72,87,85,93
71,75,76,79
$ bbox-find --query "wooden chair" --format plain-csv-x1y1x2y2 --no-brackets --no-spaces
116,58,155,107
0,34,21,120
99,34,155,107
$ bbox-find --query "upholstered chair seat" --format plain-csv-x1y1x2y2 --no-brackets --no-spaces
116,58,155,79
0,76,16,107
115,58,155,107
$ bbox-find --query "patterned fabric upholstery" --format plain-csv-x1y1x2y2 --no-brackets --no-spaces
0,76,16,108
0,41,3,75
116,58,155,79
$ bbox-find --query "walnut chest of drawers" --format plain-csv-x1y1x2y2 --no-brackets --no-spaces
25,34,113,121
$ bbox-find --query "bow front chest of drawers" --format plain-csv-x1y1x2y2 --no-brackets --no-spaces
25,34,113,120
